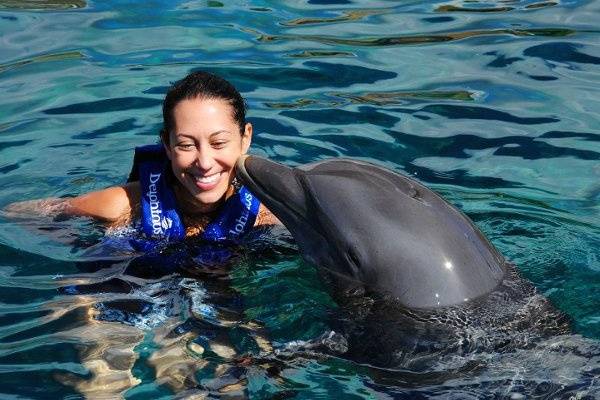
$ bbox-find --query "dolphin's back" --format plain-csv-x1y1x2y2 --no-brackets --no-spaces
298,159,506,308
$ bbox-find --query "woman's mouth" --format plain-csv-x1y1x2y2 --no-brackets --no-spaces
191,171,223,190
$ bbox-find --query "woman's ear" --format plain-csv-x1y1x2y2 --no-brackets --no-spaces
241,123,253,154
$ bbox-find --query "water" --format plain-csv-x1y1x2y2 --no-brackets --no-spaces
0,0,599,398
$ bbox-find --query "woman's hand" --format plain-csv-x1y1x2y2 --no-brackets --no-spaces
3,198,73,219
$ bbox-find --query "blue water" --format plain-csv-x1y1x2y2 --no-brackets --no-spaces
0,0,599,398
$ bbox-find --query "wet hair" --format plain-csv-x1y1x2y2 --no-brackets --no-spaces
160,71,247,144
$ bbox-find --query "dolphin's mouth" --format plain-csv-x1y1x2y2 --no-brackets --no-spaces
235,155,255,191
235,155,308,230
236,155,339,268
235,155,291,209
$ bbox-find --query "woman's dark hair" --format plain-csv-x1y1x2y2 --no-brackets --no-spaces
160,71,246,144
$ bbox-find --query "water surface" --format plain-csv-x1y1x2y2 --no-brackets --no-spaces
0,0,599,398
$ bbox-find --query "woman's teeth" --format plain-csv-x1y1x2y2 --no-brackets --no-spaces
194,172,220,184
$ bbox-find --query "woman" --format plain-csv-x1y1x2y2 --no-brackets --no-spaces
7,70,280,244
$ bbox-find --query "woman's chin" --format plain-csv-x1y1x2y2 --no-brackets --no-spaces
175,182,228,213
191,186,229,209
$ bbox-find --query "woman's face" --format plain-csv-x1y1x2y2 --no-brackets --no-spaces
164,97,252,212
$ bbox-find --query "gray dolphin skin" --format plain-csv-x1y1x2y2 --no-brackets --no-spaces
236,155,507,309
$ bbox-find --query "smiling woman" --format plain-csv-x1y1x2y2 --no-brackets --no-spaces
6,71,280,244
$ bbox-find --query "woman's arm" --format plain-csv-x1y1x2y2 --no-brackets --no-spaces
4,182,141,224
69,184,140,222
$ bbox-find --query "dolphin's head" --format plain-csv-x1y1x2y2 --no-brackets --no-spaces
236,155,375,285
235,155,337,278
236,155,505,308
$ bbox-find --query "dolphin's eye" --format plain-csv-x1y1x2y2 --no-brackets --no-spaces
348,250,359,266
346,248,361,274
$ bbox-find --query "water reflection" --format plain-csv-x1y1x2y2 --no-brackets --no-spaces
246,27,575,47
0,51,85,74
281,9,383,27
287,50,355,58
524,42,600,65
335,90,478,104
416,104,559,124
0,0,85,10
0,0,599,397
44,97,162,115
435,0,559,12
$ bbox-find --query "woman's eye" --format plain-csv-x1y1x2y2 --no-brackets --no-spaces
177,143,195,150
212,141,227,148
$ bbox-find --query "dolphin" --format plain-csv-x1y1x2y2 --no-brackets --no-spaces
235,155,574,374
236,155,506,309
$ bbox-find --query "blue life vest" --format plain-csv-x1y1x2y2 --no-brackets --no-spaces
127,144,261,252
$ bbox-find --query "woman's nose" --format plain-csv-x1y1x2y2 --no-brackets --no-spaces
195,148,214,171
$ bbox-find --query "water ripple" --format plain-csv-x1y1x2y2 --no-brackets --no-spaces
245,27,576,47
416,104,559,125
435,1,560,13
0,0,599,397
0,0,85,10
280,9,383,27
44,97,162,115
287,50,356,58
334,90,480,105
0,51,85,74
524,42,600,65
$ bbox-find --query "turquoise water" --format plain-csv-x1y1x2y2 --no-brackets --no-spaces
0,0,599,398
